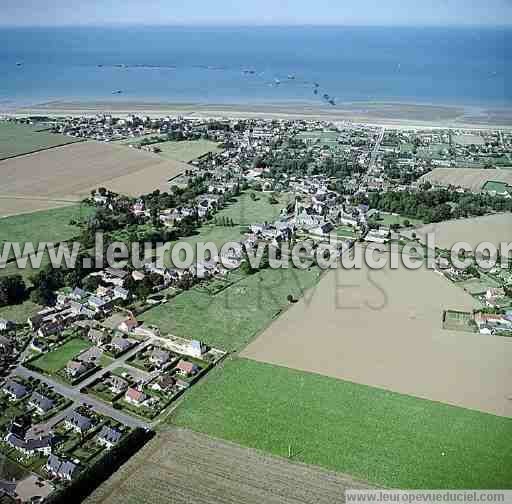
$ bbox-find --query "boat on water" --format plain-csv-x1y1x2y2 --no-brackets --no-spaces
112,90,123,94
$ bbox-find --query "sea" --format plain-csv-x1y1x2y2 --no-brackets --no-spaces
0,25,510,110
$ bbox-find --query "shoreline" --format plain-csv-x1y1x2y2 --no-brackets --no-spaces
9,100,512,130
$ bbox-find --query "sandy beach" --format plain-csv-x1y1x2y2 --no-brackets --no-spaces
11,100,512,129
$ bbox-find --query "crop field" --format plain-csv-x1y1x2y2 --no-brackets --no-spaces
141,266,323,351
412,212,512,250
30,338,92,373
0,141,189,214
419,168,512,192
242,247,512,417
150,139,223,162
85,427,372,504
0,122,81,160
170,358,512,489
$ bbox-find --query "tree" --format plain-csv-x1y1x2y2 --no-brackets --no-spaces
0,275,27,307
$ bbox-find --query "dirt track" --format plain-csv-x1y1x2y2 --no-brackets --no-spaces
242,248,512,417
85,427,374,504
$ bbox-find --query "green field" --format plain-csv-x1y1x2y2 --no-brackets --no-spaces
442,310,478,333
215,192,292,226
482,180,512,194
0,204,94,253
161,224,245,267
460,275,500,295
31,338,92,373
0,250,53,285
0,122,82,160
0,300,42,323
117,138,222,162
153,140,223,162
170,358,512,489
336,225,357,238
142,266,323,351
158,191,291,267
369,212,423,227
298,131,339,147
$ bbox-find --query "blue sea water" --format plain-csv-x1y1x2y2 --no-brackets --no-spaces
0,26,510,109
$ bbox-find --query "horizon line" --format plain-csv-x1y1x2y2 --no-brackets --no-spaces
1,22,511,29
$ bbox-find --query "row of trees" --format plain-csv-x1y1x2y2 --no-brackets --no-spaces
363,189,512,224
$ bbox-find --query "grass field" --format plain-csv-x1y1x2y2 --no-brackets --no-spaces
442,310,478,333
298,131,339,147
336,225,357,238
0,204,94,254
31,338,92,373
0,122,81,160
369,212,423,227
151,139,222,162
158,191,291,267
459,276,500,295
0,251,51,284
0,300,42,323
215,192,292,226
482,180,511,194
161,224,245,267
141,266,323,351
169,358,512,489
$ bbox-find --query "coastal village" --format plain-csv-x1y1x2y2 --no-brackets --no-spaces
0,114,512,502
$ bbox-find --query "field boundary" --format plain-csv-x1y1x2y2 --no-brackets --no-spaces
0,138,87,162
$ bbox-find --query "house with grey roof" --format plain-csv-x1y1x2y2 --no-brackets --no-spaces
5,432,53,456
111,336,134,354
97,426,122,449
46,454,79,480
0,319,14,332
28,392,55,415
106,375,129,394
64,411,93,433
149,348,171,367
2,380,29,401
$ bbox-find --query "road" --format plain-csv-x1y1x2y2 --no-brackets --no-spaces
12,331,217,431
14,338,157,430
369,127,385,170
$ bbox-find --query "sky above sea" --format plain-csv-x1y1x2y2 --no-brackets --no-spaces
0,26,509,109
